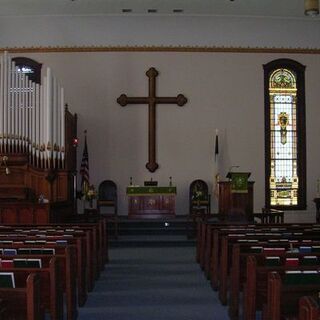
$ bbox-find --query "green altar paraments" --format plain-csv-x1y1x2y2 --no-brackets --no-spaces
230,173,249,194
126,186,177,196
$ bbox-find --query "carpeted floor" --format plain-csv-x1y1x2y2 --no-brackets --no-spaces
78,246,229,320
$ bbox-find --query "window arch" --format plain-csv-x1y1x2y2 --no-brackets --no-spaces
12,57,42,84
264,59,306,210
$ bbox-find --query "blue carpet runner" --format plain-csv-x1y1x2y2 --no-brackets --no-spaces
78,246,229,320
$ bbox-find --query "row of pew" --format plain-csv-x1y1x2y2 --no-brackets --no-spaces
0,216,108,320
196,220,320,320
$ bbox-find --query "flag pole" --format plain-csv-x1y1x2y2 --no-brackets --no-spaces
80,129,90,212
213,129,220,208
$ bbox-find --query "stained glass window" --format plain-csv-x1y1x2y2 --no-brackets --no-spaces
264,59,306,210
12,57,42,84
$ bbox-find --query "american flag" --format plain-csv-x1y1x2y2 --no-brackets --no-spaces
80,132,89,195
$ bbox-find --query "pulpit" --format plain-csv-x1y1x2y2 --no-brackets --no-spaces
218,172,254,221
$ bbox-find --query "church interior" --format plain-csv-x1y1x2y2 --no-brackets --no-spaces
0,0,320,319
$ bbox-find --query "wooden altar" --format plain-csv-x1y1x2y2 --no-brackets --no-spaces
127,186,176,219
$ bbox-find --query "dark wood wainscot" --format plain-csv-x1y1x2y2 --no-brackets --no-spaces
127,186,176,219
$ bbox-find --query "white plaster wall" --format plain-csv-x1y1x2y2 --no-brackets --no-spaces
13,51,320,220
0,15,319,49
1,13,319,220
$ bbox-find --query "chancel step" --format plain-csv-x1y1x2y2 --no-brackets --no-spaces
107,216,196,247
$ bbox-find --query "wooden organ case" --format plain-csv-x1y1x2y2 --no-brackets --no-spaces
0,52,77,224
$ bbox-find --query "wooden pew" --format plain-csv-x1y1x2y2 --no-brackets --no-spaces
1,243,79,319
217,228,320,304
263,271,320,320
0,273,43,320
0,226,94,292
0,256,62,320
244,255,320,320
299,296,320,320
229,241,320,319
66,215,108,268
0,248,77,320
196,220,309,272
208,224,320,288
199,223,320,282
0,235,85,299
1,217,108,278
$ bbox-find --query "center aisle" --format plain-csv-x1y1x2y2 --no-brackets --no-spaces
78,246,229,320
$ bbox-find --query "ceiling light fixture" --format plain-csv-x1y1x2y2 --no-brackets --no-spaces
305,0,319,16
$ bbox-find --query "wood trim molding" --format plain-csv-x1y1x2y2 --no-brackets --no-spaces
1,46,320,54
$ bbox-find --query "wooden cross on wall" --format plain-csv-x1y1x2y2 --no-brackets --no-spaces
117,67,187,172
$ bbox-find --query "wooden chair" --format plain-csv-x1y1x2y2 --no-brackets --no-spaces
97,180,118,239
187,180,211,237
189,179,211,215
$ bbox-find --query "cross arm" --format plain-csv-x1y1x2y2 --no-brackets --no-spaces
117,94,149,106
156,94,187,106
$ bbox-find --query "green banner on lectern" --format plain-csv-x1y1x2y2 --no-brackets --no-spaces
228,172,250,193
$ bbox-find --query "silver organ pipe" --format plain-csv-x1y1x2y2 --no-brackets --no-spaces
0,51,66,169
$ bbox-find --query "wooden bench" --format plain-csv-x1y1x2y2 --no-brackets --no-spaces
0,273,43,320
263,271,320,320
0,225,95,292
0,256,62,320
1,243,82,319
5,217,108,275
244,255,320,320
0,248,77,320
229,241,320,319
299,296,319,320
0,235,85,297
204,223,320,288
217,228,320,304
197,222,320,275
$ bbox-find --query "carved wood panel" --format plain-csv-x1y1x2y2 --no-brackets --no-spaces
128,194,176,218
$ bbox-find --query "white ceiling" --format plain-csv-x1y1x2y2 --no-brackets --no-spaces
0,0,317,19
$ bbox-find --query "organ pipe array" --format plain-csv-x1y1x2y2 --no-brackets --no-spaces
0,51,65,169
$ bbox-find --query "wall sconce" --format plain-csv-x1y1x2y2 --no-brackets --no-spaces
305,0,319,16
72,137,79,148
1,156,10,175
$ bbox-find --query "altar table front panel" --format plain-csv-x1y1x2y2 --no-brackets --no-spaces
127,187,176,219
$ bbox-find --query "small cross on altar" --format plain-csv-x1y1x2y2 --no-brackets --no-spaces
117,67,187,172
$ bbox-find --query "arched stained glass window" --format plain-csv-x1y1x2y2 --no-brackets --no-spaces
12,57,42,84
264,59,306,210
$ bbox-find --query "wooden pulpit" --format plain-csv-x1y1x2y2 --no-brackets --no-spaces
218,172,254,221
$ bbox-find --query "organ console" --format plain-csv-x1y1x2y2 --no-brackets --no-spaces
0,51,77,224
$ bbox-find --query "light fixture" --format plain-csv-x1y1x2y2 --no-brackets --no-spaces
305,0,319,16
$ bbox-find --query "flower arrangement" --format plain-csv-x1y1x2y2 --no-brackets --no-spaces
193,190,203,200
83,184,97,207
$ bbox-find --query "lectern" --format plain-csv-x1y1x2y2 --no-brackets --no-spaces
218,172,254,221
